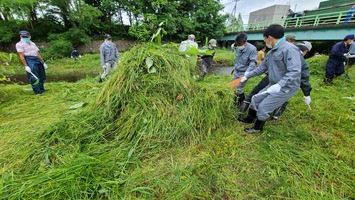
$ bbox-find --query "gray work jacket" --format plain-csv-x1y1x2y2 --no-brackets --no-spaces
100,42,120,66
246,40,302,91
233,42,257,73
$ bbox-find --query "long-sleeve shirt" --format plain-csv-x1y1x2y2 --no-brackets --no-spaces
233,42,257,73
100,42,120,66
246,39,301,91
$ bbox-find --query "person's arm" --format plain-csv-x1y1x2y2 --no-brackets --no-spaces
100,44,105,66
18,52,28,67
114,45,120,61
37,52,45,63
245,47,257,73
330,43,346,58
300,57,312,96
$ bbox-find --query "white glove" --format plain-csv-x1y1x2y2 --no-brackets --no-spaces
303,96,311,105
240,76,248,83
244,71,249,77
79,55,82,58
25,66,31,73
43,63,48,69
71,56,73,58
102,65,106,69
266,83,281,93
343,53,350,57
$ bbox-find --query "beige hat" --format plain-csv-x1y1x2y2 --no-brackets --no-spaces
188,34,195,40
209,39,217,47
285,33,296,41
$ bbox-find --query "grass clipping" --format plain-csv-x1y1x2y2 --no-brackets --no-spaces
95,43,230,143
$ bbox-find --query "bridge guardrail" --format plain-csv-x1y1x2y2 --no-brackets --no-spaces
245,10,351,31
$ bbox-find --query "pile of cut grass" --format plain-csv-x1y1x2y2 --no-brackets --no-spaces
0,43,236,199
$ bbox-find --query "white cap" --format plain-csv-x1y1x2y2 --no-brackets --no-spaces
300,41,312,51
188,34,195,40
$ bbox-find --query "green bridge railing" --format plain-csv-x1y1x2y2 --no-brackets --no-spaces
242,10,353,31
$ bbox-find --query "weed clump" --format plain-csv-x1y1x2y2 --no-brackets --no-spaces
96,43,231,143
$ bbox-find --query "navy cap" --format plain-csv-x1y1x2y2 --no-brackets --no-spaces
104,34,112,39
19,30,30,37
344,34,354,40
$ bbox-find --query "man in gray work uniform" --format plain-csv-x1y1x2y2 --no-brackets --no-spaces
99,34,120,82
239,24,302,133
232,32,257,107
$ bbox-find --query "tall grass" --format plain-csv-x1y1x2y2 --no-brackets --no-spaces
0,48,354,199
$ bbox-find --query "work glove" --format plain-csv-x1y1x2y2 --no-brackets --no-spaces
43,63,48,69
343,53,350,58
25,66,31,73
266,83,281,93
240,76,248,83
303,96,311,105
244,71,249,77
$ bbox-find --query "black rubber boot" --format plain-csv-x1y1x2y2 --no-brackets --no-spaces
239,101,250,115
272,101,289,120
234,92,245,107
323,77,332,85
245,119,266,133
238,108,256,124
197,71,206,82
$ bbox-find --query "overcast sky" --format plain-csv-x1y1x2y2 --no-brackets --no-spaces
220,0,325,23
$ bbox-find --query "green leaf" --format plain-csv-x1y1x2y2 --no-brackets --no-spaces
148,66,157,74
145,57,153,69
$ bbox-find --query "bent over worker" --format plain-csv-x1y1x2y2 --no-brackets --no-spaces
324,34,354,84
239,24,302,133
15,30,48,95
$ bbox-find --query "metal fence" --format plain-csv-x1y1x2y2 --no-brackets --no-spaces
244,10,353,31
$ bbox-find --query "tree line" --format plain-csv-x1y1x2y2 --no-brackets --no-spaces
0,0,235,58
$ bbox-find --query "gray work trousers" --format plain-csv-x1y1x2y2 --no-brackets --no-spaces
101,61,117,79
233,70,248,95
250,86,298,121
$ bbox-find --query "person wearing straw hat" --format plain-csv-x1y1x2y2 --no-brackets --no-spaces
323,34,354,84
99,33,120,82
15,30,48,95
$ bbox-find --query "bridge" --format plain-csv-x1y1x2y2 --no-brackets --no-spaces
222,10,355,42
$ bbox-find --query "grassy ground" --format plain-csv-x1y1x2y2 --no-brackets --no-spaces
0,48,354,199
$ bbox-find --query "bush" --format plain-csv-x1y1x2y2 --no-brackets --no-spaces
306,54,328,75
41,39,73,60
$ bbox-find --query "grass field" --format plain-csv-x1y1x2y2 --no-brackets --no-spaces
0,46,354,199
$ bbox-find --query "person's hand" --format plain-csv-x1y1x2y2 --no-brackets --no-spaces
43,63,48,69
71,56,73,58
303,96,311,105
266,83,281,93
244,71,249,77
102,65,106,69
240,76,248,83
344,53,350,58
25,66,31,73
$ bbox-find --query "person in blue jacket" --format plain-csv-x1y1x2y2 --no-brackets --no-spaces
324,34,354,84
